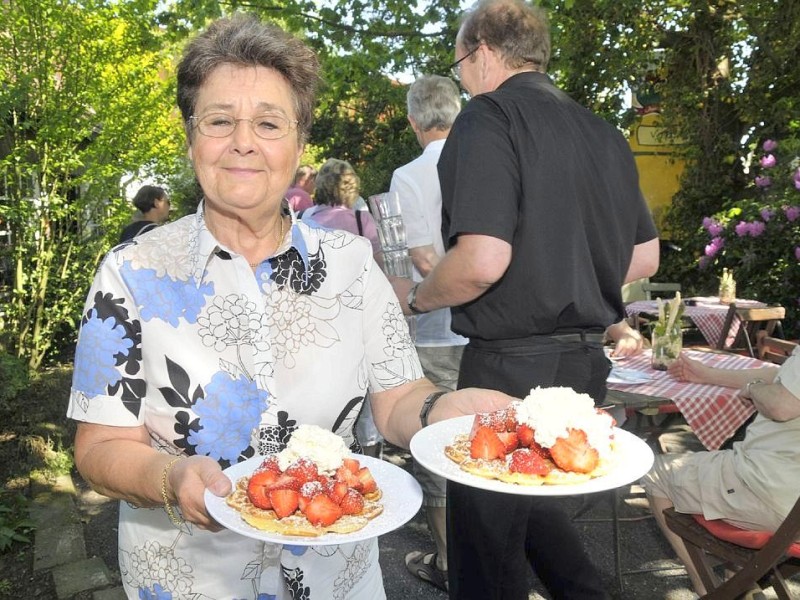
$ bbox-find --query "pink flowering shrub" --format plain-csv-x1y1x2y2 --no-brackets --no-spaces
699,136,800,337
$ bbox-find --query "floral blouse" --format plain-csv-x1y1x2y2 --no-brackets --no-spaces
67,203,422,600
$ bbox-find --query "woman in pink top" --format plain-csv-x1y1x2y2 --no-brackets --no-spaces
302,158,383,266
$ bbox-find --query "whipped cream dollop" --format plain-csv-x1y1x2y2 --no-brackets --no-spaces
277,424,350,474
513,387,614,458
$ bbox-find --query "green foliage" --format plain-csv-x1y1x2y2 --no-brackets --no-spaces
0,0,185,369
690,133,800,336
0,352,30,409
0,493,35,552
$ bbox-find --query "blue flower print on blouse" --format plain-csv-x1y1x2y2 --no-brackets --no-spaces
120,261,213,327
187,372,269,462
138,583,171,600
73,309,134,396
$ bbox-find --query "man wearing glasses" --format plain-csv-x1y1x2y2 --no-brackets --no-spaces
396,0,659,598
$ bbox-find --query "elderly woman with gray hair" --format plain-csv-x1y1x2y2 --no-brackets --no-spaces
66,13,512,600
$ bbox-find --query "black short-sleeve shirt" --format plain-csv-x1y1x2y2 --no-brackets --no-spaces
438,72,657,341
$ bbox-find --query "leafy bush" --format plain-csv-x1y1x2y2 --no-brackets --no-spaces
694,136,800,337
0,492,35,552
0,353,29,410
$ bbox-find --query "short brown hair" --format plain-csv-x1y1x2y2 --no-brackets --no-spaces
459,0,551,72
176,14,320,144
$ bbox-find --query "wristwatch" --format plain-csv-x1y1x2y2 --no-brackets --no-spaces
407,283,427,315
420,391,447,427
744,378,765,399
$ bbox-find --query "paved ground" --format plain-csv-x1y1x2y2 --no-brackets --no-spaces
29,424,800,599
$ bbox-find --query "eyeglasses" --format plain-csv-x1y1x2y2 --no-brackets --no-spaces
448,45,480,79
189,112,298,140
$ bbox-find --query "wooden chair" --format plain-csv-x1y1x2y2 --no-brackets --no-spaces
663,496,800,600
642,281,682,300
757,332,797,365
716,304,786,357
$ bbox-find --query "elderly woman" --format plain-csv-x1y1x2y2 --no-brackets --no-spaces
67,14,511,600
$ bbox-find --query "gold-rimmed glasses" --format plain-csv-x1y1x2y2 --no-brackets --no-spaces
189,112,298,140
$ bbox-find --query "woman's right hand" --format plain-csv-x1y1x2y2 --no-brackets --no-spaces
169,455,232,532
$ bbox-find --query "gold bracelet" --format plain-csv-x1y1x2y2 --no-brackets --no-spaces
161,456,184,527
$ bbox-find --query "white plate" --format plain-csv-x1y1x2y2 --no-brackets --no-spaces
607,366,654,385
205,454,422,546
409,415,654,496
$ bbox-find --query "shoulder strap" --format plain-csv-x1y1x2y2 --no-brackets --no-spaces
355,209,364,236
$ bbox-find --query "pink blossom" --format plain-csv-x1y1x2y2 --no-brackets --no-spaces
708,222,723,236
735,221,750,236
755,175,772,188
704,236,724,257
698,255,711,270
795,246,800,261
794,168,800,190
702,216,714,230
760,208,774,222
763,139,778,152
749,221,766,237
786,206,800,222
760,154,777,168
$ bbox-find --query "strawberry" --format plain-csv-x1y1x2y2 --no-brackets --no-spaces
304,494,343,527
497,431,519,454
298,480,324,512
269,474,301,492
334,465,359,488
247,469,279,509
469,426,506,460
325,480,349,504
268,488,300,518
355,467,378,494
516,424,535,447
470,411,508,437
285,458,319,484
342,458,361,473
340,488,365,515
548,428,599,474
529,440,550,461
509,448,550,475
259,455,281,473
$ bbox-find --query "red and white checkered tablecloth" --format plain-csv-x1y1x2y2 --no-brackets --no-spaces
606,349,768,450
625,297,765,348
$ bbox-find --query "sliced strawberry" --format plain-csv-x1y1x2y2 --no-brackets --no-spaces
334,465,359,488
340,488,365,515
355,466,377,494
469,426,506,460
516,424,535,447
304,494,343,527
502,406,518,432
259,455,281,473
325,480,349,504
269,488,300,518
247,469,279,509
269,473,301,492
509,448,550,475
549,428,599,474
285,458,319,484
342,457,361,473
470,410,509,437
496,431,519,454
529,440,550,461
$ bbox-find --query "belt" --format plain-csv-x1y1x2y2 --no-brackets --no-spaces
549,332,606,343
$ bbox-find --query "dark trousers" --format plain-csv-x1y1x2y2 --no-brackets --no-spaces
447,338,612,600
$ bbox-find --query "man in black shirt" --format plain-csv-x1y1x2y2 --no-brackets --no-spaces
397,0,659,598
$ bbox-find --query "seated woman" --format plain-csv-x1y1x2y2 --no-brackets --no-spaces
301,158,383,267
644,349,800,596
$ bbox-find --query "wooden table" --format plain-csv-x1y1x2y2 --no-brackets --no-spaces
625,296,765,348
605,349,772,450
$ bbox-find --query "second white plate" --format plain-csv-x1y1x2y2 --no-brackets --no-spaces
410,415,654,496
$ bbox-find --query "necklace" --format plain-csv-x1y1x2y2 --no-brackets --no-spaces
249,213,285,268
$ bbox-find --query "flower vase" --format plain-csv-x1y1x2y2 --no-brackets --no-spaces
651,327,682,371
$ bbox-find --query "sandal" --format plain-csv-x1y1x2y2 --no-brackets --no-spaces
405,550,448,592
